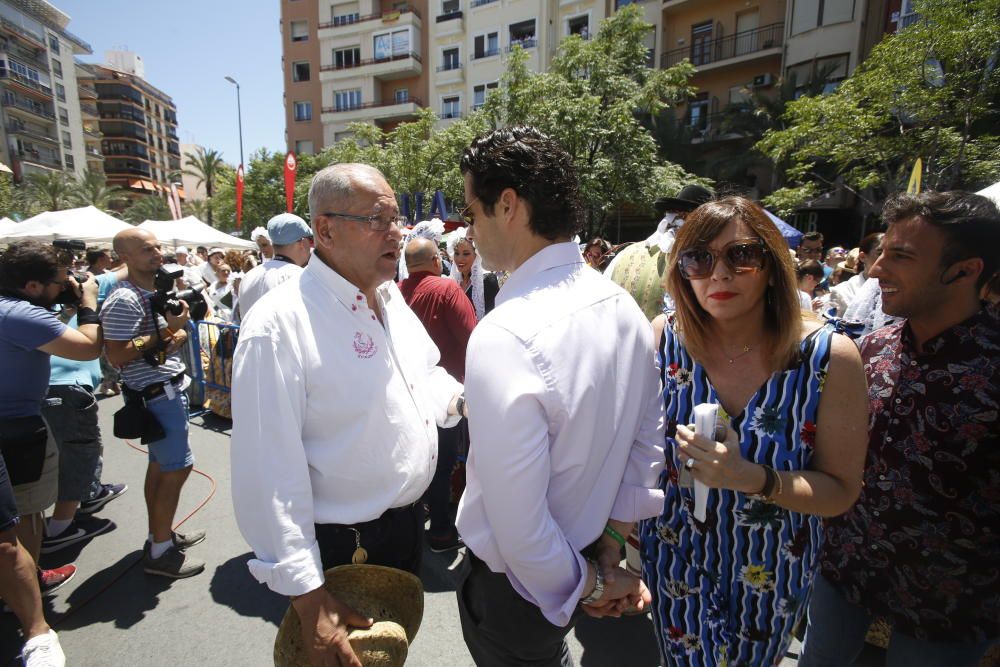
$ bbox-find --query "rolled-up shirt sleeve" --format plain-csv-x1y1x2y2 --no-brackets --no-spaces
465,323,587,626
611,344,666,522
230,330,324,596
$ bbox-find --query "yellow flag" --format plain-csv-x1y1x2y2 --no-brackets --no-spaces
907,158,923,194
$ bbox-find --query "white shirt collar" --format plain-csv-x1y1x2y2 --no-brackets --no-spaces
303,253,395,310
497,241,583,308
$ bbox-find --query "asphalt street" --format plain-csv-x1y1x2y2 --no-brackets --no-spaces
0,392,835,666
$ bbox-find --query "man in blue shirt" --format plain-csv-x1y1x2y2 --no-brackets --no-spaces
0,240,105,666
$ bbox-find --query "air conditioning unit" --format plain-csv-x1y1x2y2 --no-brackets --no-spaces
750,73,775,88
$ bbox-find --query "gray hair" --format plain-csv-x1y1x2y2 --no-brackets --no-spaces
308,163,387,223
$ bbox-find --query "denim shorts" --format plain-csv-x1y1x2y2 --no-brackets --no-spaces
145,390,193,472
42,384,103,503
0,455,19,531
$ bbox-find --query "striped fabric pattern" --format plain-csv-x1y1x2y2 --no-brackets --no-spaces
640,317,834,666
100,283,184,391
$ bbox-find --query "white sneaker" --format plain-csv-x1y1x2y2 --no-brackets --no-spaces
21,629,65,667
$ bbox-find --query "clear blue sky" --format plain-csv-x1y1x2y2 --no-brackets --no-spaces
57,0,286,166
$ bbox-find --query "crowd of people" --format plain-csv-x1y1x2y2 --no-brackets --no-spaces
0,123,997,667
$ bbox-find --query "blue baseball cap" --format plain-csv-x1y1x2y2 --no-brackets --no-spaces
267,213,313,246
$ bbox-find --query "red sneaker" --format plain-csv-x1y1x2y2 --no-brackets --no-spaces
38,564,77,596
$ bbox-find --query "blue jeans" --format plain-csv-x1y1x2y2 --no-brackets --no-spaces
799,574,997,667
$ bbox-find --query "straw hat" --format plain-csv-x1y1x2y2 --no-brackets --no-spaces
274,565,423,667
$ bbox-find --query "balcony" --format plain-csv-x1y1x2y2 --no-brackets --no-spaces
470,0,498,8
321,97,423,123
320,51,422,82
507,38,536,52
435,62,463,85
0,18,45,49
435,10,463,36
80,103,99,118
16,149,61,170
661,23,784,71
2,94,55,121
0,41,49,70
85,146,104,161
898,13,920,30
7,121,58,144
662,0,696,9
318,5,421,34
78,84,98,99
0,68,53,99
470,48,500,61
104,164,152,178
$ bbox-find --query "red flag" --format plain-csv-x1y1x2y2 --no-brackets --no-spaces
236,164,245,230
284,151,297,213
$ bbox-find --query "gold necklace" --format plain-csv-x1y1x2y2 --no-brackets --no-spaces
726,344,754,364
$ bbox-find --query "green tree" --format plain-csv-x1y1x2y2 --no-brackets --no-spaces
123,193,171,223
756,0,1000,215
183,147,226,226
68,168,125,211
23,172,72,214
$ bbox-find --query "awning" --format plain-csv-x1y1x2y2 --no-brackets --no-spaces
0,161,13,175
128,179,158,192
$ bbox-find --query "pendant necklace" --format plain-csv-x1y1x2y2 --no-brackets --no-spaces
727,344,754,364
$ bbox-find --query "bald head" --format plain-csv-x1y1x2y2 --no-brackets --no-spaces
112,227,156,256
405,238,441,271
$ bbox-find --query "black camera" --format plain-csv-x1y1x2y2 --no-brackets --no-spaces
149,265,209,321
51,239,89,306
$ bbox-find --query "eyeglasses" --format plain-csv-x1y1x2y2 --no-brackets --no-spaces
458,198,479,226
319,211,407,232
677,239,769,280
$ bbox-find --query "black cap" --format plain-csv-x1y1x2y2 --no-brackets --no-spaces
654,184,714,217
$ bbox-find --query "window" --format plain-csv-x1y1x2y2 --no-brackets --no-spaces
293,61,310,81
394,89,409,103
290,20,309,42
442,95,461,119
64,154,74,169
56,83,65,102
792,0,854,35
62,130,71,148
334,47,361,69
332,2,360,26
7,59,42,83
58,107,69,124
334,89,362,110
729,85,751,106
48,35,60,54
690,22,713,66
567,15,589,38
822,0,854,25
334,130,354,142
442,47,460,70
473,32,499,59
688,93,709,131
787,54,849,98
442,0,459,13
374,28,410,60
295,140,314,155
293,101,312,121
51,60,62,78
508,19,536,49
472,82,498,109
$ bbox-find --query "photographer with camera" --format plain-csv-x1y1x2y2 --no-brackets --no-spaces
100,229,205,580
0,239,106,666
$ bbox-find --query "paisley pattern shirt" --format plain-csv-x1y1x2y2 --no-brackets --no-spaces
821,304,1000,643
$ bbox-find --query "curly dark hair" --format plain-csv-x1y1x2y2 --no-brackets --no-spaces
460,125,582,240
882,190,1000,288
0,240,65,291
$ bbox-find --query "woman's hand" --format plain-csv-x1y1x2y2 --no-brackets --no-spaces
675,424,764,494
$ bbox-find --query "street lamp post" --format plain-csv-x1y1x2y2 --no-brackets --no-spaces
224,75,245,168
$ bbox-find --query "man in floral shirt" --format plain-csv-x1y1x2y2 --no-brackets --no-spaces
799,190,1000,666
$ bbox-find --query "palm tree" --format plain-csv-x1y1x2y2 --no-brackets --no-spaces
182,147,225,227
123,193,171,223
68,168,125,211
23,171,71,213
183,198,211,220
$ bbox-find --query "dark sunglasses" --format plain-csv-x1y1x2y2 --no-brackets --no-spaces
678,239,769,280
459,198,479,226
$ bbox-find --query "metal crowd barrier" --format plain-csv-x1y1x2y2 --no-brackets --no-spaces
183,319,240,419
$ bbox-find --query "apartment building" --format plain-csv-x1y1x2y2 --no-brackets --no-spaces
76,60,103,174
91,51,182,200
0,0,92,181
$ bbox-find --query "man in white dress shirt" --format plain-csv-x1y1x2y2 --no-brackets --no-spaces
235,213,312,321
455,126,666,666
230,163,463,667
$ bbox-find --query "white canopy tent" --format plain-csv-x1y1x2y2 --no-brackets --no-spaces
0,206,132,245
0,217,17,236
977,181,1000,208
138,216,255,250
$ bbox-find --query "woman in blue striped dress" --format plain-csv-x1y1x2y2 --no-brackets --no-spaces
639,197,869,666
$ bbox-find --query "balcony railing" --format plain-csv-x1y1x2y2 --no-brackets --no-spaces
440,111,464,119
320,51,421,72
99,111,147,124
2,94,54,119
661,22,783,69
322,96,423,113
471,48,500,61
436,10,463,22
104,165,151,178
318,5,421,29
470,0,498,8
85,146,104,159
0,18,45,48
80,103,99,117
0,68,52,96
17,149,61,169
0,40,49,70
78,84,98,99
898,13,920,30
507,38,536,51
436,62,462,72
6,122,57,144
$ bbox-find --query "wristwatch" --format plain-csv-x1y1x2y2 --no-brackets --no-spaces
580,560,605,606
132,336,146,351
456,394,466,418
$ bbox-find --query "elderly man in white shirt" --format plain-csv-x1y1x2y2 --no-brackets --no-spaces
230,163,463,667
455,126,666,667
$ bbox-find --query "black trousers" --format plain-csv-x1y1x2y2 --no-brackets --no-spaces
314,502,424,575
427,423,461,536
457,551,580,667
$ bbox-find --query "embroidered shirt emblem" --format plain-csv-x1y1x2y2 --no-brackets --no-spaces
353,332,376,359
